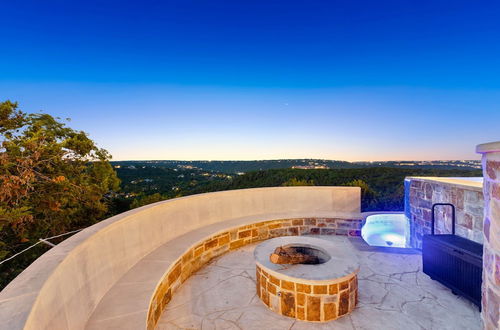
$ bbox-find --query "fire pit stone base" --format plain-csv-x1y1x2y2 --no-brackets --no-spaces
254,236,359,322
256,265,357,321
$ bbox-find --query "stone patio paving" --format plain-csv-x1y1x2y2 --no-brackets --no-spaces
157,236,481,330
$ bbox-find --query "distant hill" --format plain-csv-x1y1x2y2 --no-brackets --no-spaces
112,165,483,213
111,159,481,174
183,167,483,211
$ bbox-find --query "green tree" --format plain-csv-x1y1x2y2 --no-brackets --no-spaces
0,101,120,286
130,193,166,209
282,177,315,186
343,179,378,210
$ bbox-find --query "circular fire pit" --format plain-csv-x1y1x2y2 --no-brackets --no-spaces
254,236,359,322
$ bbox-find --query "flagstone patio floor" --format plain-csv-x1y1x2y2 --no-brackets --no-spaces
157,236,481,330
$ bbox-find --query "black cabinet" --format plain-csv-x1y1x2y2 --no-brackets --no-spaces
422,203,483,309
422,234,483,308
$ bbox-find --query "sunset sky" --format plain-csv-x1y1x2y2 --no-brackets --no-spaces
1,1,499,161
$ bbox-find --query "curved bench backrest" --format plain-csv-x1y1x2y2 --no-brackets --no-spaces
0,186,360,330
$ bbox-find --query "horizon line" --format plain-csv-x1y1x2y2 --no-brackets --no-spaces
109,158,481,162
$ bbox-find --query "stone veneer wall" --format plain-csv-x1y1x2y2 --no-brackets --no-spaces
147,217,362,329
477,142,500,330
406,178,484,249
256,265,357,322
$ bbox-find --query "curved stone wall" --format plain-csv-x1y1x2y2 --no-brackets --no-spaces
146,216,362,329
0,187,360,330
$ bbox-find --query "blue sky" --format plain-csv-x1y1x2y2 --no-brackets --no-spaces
1,0,499,160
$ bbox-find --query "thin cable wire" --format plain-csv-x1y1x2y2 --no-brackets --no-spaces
0,228,84,266
0,241,42,266
44,228,83,240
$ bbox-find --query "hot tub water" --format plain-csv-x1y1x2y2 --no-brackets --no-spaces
361,213,409,248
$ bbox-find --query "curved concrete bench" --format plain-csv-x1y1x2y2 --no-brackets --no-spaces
0,187,360,330
87,213,363,329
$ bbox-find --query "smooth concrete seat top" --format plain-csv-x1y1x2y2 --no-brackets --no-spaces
85,210,361,329
254,236,359,282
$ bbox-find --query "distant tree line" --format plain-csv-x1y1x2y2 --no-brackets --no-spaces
111,159,481,174
112,159,364,174
121,167,482,211
181,168,481,211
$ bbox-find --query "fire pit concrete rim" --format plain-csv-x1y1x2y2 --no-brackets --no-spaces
254,236,359,282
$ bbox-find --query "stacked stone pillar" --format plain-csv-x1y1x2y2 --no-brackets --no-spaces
477,141,500,329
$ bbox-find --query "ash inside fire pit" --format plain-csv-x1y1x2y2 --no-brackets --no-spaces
270,244,330,265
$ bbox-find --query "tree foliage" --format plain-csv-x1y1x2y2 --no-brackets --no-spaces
182,167,481,211
343,179,378,210
282,178,315,186
0,101,120,285
130,193,166,209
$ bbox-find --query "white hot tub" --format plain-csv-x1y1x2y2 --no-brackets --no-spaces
361,213,409,248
